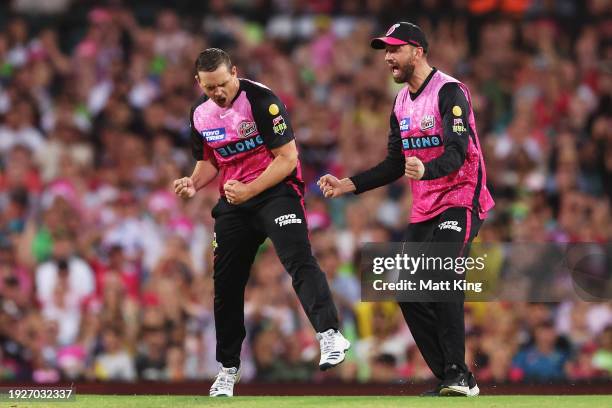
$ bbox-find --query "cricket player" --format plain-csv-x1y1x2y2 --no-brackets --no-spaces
318,22,494,396
175,48,350,397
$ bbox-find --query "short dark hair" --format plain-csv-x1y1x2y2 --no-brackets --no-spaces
195,48,232,73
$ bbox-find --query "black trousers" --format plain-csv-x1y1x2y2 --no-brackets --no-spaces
212,183,339,368
398,207,483,380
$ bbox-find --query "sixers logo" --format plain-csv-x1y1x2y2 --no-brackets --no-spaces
238,121,257,138
386,23,400,36
420,115,435,131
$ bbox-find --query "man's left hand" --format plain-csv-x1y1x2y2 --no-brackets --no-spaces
405,156,425,180
224,180,255,205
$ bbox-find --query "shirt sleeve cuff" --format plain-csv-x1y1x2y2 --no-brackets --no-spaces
421,163,434,180
348,176,363,194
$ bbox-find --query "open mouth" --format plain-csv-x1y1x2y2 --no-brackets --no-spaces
389,63,401,76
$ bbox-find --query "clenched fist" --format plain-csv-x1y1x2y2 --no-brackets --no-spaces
223,180,254,205
318,174,352,198
405,156,425,180
173,177,196,199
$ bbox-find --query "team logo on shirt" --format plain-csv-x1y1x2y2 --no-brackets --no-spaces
238,121,258,138
273,115,287,136
452,105,462,116
420,115,435,131
201,127,226,142
399,117,411,131
453,118,466,133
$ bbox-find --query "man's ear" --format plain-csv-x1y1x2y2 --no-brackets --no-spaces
231,65,237,76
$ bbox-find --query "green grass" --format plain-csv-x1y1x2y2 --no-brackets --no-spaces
4,395,611,408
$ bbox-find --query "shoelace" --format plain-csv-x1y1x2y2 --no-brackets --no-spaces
320,333,337,355
212,371,235,390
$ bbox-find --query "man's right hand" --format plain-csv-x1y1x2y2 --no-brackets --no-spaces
317,174,355,198
173,177,196,199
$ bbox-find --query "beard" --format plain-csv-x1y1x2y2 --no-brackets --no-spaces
393,62,415,84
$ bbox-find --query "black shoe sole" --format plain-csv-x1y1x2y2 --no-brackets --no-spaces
319,348,349,371
319,356,346,371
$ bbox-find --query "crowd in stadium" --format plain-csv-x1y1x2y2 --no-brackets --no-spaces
0,0,610,384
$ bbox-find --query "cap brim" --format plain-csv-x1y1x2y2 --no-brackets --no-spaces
370,37,409,49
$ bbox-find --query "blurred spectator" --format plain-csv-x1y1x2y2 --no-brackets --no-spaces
94,326,136,381
35,231,94,346
135,323,167,381
165,345,186,381
356,305,412,382
512,321,571,382
592,326,612,376
0,99,44,158
0,242,32,314
318,245,359,314
566,343,602,381
35,231,94,305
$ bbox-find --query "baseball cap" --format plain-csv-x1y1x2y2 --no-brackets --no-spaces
371,22,429,52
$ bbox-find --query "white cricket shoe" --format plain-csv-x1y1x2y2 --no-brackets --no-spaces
468,372,480,397
317,329,351,371
440,370,480,397
209,366,240,397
